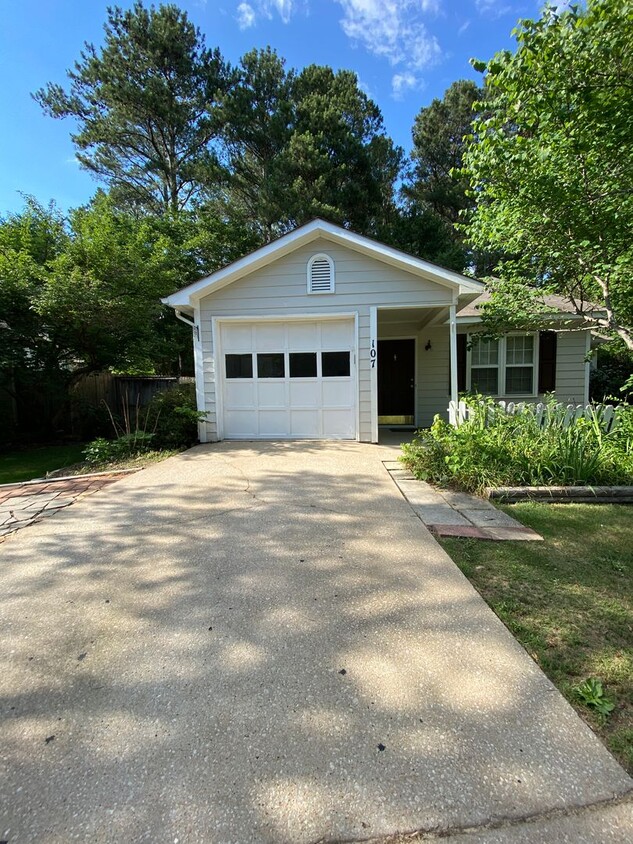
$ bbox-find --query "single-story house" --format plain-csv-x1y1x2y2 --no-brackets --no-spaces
163,219,594,443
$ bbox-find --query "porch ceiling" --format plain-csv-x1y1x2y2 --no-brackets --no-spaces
377,306,447,331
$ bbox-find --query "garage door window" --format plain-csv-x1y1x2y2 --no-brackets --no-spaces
289,352,317,377
257,353,285,378
322,351,350,377
226,354,253,379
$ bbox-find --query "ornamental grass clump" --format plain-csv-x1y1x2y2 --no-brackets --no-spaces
401,398,633,493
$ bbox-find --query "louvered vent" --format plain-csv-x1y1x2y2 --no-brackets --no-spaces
308,254,334,294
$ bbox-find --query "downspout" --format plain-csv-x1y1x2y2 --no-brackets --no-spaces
175,309,199,341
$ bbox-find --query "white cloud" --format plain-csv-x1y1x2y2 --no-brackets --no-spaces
475,0,512,17
391,71,419,100
272,0,295,23
337,0,442,72
234,0,298,28
236,2,256,28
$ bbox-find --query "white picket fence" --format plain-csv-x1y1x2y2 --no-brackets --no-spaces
448,400,620,432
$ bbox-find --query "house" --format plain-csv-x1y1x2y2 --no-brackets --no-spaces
163,219,593,442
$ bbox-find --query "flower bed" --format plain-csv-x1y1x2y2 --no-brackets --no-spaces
402,397,633,494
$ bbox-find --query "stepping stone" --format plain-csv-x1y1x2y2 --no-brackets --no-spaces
438,490,496,510
428,524,489,539
482,526,543,541
411,506,471,526
461,508,521,528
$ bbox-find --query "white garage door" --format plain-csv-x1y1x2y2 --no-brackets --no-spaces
219,319,356,439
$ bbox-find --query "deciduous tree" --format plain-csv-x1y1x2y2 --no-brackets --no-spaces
462,0,633,348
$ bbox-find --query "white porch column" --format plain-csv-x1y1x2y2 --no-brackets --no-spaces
449,303,458,419
370,306,378,443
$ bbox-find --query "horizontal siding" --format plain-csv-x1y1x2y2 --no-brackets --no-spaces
411,327,590,428
555,331,588,403
416,327,451,427
197,239,452,441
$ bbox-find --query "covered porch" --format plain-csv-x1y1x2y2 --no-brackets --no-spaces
370,303,460,442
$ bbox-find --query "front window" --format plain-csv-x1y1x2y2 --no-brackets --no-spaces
470,338,499,394
505,335,535,394
468,334,536,396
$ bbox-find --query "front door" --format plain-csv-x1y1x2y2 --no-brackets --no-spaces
378,339,415,425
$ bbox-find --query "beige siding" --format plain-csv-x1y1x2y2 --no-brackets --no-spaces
413,327,590,427
198,238,453,440
416,327,452,427
554,331,589,403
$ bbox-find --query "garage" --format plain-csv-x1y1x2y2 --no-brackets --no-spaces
218,318,357,439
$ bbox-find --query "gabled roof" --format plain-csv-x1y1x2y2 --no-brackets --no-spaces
162,218,484,309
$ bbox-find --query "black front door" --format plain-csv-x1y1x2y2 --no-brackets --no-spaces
378,339,415,424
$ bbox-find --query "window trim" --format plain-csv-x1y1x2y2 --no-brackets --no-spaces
307,253,335,294
466,332,539,397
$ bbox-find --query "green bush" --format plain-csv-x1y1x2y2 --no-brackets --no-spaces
83,431,155,465
145,384,205,449
402,398,633,493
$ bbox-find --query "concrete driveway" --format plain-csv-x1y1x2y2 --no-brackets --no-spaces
1,442,631,843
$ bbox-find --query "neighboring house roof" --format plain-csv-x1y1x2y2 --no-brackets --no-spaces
162,218,485,309
457,291,602,322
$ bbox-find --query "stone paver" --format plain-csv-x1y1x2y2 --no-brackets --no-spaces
0,472,134,540
0,441,630,843
385,462,543,541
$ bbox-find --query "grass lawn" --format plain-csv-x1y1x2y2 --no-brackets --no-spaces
0,443,87,485
439,502,633,775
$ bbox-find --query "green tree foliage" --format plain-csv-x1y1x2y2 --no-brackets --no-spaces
462,0,633,348
406,80,483,226
0,196,192,434
399,80,490,273
219,49,403,240
34,2,232,214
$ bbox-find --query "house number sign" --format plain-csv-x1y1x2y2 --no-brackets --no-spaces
370,339,377,368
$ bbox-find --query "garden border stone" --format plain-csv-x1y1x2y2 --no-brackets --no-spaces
486,486,633,504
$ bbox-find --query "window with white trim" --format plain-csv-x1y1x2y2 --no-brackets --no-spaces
468,334,537,396
307,253,335,294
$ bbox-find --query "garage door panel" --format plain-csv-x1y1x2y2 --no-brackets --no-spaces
257,381,287,407
223,324,253,351
224,410,257,436
259,410,288,436
322,380,353,407
288,321,318,350
321,320,353,349
289,381,320,407
290,410,320,437
322,409,355,438
220,319,356,439
225,382,256,408
254,323,285,350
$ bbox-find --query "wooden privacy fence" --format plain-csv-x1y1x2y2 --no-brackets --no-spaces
72,373,194,412
448,400,620,433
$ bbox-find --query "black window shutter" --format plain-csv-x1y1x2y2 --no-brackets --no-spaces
538,331,557,393
457,334,467,392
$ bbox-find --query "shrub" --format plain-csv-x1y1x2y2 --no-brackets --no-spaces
145,384,205,449
83,431,155,465
402,398,633,493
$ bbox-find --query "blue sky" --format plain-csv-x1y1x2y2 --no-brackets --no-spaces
0,0,559,214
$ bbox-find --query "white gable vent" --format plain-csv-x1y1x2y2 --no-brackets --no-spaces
307,253,335,294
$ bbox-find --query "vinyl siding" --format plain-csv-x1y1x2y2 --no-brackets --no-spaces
413,327,591,427
197,238,454,441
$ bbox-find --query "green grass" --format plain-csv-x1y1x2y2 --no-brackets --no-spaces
439,502,633,774
0,444,183,485
0,443,88,484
